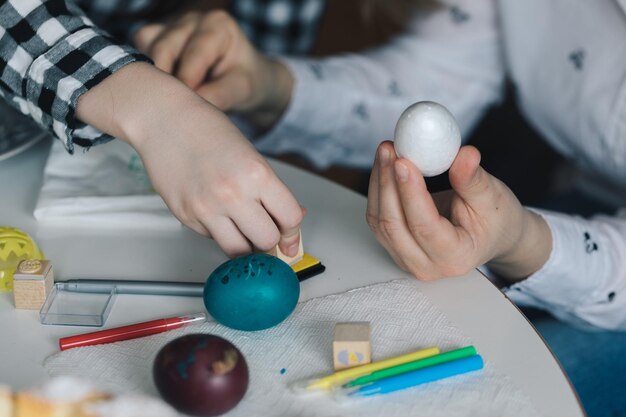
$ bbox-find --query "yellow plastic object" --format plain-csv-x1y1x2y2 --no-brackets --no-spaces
0,227,44,292
291,253,321,274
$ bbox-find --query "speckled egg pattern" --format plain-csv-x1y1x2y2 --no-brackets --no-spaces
204,254,300,331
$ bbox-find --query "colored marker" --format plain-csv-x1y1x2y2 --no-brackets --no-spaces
343,345,477,388
59,312,207,351
345,355,484,397
300,346,441,391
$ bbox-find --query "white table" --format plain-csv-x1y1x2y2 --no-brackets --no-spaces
0,139,585,417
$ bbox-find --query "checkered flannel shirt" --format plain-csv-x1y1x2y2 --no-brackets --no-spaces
0,0,325,153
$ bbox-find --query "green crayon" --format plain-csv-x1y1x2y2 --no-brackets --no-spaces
343,345,477,388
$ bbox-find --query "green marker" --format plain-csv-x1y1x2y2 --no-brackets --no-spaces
343,345,477,388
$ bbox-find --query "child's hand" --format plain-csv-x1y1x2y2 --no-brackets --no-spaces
366,141,551,282
134,10,293,130
76,62,303,258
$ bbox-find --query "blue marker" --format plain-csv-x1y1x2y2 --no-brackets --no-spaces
347,355,483,397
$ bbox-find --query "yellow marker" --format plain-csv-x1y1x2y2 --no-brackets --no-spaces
305,346,441,391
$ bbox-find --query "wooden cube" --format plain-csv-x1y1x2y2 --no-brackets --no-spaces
13,259,54,310
333,322,371,370
267,232,304,266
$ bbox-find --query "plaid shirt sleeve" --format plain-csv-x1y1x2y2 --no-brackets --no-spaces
0,0,151,153
230,0,325,55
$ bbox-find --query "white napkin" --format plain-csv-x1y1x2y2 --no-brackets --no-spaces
34,140,180,228
45,279,542,417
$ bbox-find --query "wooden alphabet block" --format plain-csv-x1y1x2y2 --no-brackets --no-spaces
333,322,371,370
13,259,54,310
267,232,304,266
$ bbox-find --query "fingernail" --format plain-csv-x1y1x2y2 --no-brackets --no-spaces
379,147,390,167
395,161,409,182
286,243,299,256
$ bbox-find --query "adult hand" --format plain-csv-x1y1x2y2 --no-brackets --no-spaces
134,10,293,130
366,141,551,282
76,62,303,258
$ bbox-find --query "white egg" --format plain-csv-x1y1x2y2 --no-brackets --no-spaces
393,101,461,177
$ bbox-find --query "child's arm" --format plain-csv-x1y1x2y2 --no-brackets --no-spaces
75,61,304,258
365,141,551,282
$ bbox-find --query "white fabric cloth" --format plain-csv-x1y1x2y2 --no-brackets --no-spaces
256,0,626,330
34,139,181,228
45,279,541,417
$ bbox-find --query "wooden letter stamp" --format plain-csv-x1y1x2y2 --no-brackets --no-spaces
333,322,372,370
13,259,54,310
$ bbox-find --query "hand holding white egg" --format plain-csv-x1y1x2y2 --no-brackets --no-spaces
367,101,541,282
393,101,461,177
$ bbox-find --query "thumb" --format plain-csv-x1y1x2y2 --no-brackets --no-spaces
278,227,301,258
278,207,307,256
448,146,492,204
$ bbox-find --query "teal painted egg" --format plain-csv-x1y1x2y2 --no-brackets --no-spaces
204,254,300,331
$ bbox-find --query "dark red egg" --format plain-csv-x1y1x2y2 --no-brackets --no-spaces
153,334,249,416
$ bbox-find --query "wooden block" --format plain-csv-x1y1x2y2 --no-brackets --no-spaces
13,259,54,310
333,322,372,370
267,232,304,266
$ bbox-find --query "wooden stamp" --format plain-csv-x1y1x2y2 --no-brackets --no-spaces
333,322,372,370
13,259,54,310
267,233,304,266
